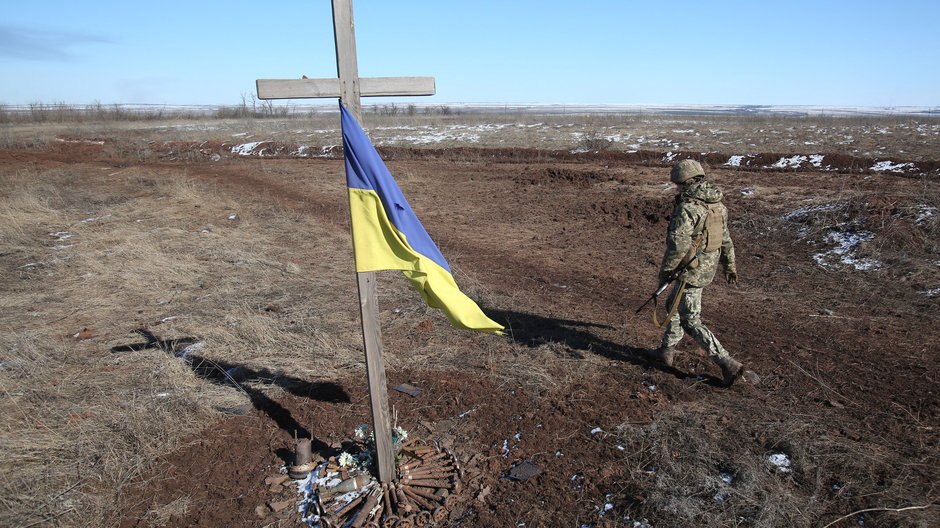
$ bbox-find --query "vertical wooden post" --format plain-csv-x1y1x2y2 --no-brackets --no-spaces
256,0,433,486
332,0,395,484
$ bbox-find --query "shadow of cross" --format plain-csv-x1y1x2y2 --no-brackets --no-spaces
109,328,197,353
110,329,350,450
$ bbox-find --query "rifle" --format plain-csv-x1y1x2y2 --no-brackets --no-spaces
635,250,703,314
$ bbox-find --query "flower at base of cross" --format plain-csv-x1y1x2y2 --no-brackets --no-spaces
337,452,355,468
354,424,370,441
392,426,408,443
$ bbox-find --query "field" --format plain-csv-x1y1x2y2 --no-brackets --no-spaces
1,111,938,528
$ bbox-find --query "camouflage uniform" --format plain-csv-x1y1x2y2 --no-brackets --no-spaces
658,178,737,361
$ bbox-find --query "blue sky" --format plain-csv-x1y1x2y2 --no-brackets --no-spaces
1,0,937,107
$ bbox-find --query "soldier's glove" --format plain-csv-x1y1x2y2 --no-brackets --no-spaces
725,270,738,284
658,269,673,285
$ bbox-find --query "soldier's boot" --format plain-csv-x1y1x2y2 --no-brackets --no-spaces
714,355,744,387
647,346,675,367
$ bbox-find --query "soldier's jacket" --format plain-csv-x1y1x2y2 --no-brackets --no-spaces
660,180,736,288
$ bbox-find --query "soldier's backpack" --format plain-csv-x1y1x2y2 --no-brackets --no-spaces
683,201,723,268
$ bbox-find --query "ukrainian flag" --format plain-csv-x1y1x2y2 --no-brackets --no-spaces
341,103,504,334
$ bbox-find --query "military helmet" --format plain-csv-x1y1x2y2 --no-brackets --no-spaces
670,159,705,184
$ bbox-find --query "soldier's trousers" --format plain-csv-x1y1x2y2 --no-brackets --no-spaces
660,285,729,360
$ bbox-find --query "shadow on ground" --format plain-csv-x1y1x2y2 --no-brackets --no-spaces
111,329,348,450
488,308,723,386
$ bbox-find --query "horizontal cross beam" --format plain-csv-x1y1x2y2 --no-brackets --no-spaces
256,76,435,100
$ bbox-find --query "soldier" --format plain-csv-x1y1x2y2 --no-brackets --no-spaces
648,159,758,387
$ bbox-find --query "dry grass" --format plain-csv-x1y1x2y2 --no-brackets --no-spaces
614,402,938,528
0,164,374,526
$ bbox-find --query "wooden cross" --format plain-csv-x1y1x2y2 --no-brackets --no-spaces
255,0,435,484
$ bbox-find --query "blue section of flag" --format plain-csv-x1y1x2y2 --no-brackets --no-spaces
341,102,450,272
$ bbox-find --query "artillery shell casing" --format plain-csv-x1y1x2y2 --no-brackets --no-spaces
402,478,453,489
348,490,379,528
394,485,413,513
382,483,393,516
400,486,437,511
404,462,454,474
400,484,445,504
405,460,453,472
399,458,425,471
418,452,448,463
415,510,433,527
402,466,454,478
331,488,368,518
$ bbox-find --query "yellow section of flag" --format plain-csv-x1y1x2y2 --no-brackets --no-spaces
348,187,504,334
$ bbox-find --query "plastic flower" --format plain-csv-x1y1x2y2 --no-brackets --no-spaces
354,424,370,441
337,452,355,468
393,426,408,442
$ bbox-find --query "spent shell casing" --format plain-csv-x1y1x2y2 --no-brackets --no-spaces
416,510,433,527
404,470,455,481
331,491,366,518
394,484,413,513
400,487,437,511
402,478,453,489
382,483,393,516
399,484,445,504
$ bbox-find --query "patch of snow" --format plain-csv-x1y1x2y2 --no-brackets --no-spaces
231,141,266,156
591,427,603,434
176,341,206,359
725,155,747,166
871,160,915,173
917,288,940,297
813,230,881,270
740,188,755,196
55,137,104,145
782,202,841,221
767,453,793,473
314,145,338,157
458,408,477,418
772,155,808,169
80,213,112,223
808,154,827,168
662,151,677,162
914,205,936,225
